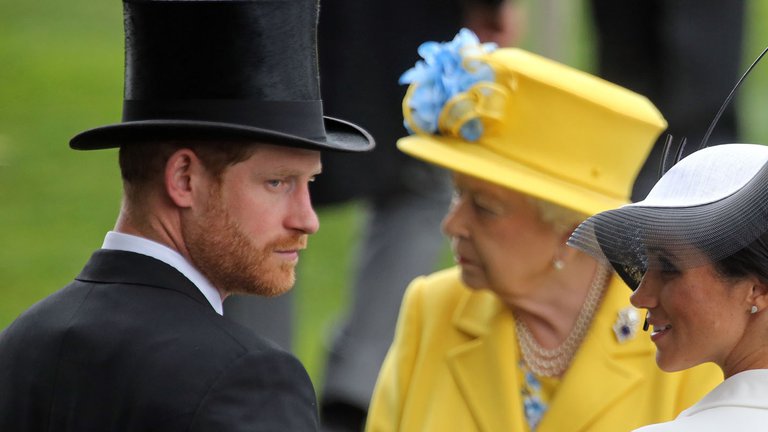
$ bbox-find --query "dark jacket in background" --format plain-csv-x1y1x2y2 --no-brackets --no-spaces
590,0,745,201
313,0,502,205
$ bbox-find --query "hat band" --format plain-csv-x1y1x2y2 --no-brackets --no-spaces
123,99,327,140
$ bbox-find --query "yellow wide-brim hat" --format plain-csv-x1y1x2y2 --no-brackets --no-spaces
398,45,667,216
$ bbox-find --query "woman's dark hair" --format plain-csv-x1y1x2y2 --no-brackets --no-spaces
715,234,768,283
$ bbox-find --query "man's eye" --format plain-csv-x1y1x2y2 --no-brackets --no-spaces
267,179,284,188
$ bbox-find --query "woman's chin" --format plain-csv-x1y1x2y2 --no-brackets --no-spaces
655,353,692,373
458,270,486,291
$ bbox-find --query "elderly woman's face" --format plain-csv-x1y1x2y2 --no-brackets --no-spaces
631,261,753,373
442,173,562,299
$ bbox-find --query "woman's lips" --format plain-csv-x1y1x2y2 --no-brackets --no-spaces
650,323,672,342
455,255,476,267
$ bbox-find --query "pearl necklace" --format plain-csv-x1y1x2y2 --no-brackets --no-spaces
515,265,608,377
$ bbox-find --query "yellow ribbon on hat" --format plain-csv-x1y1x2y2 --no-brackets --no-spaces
438,81,509,140
403,80,510,141
402,84,429,136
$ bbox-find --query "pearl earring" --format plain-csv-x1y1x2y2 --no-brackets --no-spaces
751,305,759,314
553,258,565,271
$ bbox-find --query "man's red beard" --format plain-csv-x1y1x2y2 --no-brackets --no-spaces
183,187,307,298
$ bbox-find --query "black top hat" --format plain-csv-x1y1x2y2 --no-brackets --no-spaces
70,0,373,152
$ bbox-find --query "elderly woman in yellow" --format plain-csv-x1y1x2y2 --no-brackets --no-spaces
364,30,721,432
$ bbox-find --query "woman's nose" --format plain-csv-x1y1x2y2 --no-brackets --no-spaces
441,198,468,239
630,273,656,309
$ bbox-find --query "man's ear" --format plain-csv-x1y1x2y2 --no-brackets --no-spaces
164,148,202,208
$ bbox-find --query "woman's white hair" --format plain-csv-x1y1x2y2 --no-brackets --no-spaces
528,196,587,236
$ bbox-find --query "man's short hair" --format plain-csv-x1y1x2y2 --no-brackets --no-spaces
119,140,258,198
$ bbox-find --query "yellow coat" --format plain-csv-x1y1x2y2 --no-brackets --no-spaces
366,267,722,432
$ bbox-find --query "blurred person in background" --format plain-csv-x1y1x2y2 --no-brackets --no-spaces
365,30,721,432
590,0,745,201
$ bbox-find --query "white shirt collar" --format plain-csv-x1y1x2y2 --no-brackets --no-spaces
101,231,224,315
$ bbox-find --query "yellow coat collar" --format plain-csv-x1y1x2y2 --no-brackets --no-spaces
446,276,653,432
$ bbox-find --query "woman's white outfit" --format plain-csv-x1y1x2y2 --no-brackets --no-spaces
634,369,768,432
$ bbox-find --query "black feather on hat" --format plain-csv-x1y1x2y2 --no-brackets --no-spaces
70,0,374,152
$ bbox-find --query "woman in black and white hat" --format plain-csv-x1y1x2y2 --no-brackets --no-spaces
569,142,768,431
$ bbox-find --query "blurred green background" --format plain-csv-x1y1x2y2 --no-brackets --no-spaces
2,0,768,387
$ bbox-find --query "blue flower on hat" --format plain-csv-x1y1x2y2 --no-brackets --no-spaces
400,29,498,141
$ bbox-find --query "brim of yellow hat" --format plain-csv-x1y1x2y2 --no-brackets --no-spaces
398,135,630,216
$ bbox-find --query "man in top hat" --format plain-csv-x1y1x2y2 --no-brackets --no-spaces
0,0,372,431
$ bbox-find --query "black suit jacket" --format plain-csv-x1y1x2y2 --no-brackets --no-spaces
0,249,319,431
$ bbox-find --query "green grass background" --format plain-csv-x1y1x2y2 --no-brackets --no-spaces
2,0,768,386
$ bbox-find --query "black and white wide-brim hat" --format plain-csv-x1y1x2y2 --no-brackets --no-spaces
70,0,373,152
568,143,768,289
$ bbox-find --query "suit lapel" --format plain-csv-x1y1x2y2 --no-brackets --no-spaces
76,249,212,309
446,290,528,432
538,277,653,432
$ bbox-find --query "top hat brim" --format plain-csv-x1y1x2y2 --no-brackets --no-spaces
69,116,374,152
